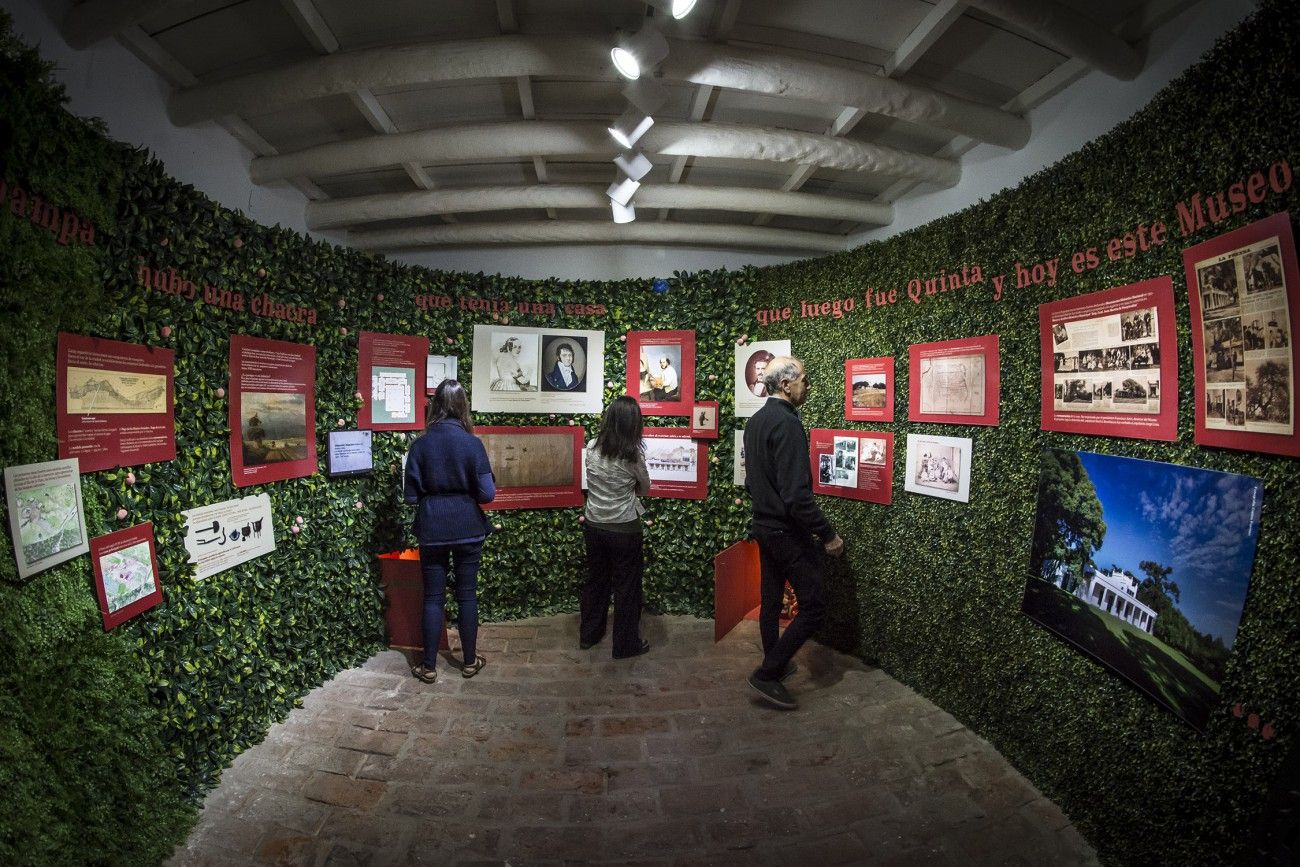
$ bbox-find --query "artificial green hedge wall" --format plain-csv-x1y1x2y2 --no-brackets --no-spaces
749,2,1298,864
2,2,1297,864
0,13,752,863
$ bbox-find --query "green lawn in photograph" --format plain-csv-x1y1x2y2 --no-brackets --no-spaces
1022,579,1220,728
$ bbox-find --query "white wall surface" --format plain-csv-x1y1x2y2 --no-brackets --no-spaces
4,0,1255,282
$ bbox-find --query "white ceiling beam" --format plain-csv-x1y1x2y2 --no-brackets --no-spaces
248,120,961,187
280,0,338,53
62,0,174,49
167,35,1028,148
963,0,1143,79
306,184,892,230
348,221,847,254
759,1,968,225
885,0,967,77
662,83,715,219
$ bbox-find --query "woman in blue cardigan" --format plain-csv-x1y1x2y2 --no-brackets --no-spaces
404,380,496,683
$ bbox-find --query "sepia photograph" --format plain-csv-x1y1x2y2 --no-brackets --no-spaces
1197,259,1240,314
1244,243,1284,295
904,434,971,502
861,437,887,466
1203,317,1245,383
479,430,576,488
689,401,719,439
1243,357,1292,428
1120,309,1154,341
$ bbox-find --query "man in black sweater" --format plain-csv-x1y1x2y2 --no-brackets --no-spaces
743,355,844,709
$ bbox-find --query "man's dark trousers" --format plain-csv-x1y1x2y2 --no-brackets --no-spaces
752,525,827,681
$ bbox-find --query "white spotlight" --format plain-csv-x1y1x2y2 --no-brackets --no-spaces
611,200,637,223
610,24,669,81
613,150,653,181
647,0,698,19
607,106,654,149
606,176,641,206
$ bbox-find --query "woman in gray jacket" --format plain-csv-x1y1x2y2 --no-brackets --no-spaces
580,396,651,658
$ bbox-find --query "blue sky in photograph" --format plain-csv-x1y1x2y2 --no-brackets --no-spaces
1077,451,1262,647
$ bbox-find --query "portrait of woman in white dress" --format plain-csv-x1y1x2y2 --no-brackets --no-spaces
491,337,537,391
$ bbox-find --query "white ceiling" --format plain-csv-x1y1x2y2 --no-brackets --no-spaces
50,0,1198,256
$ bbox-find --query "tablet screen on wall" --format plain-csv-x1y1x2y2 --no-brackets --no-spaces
327,430,373,478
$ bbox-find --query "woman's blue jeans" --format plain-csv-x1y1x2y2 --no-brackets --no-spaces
419,541,483,669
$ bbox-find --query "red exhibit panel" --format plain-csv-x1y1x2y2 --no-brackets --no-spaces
56,333,175,473
908,334,1000,426
1183,211,1300,457
627,329,696,416
1039,276,1178,441
90,522,163,630
229,334,318,486
643,427,708,500
810,428,893,504
475,425,585,510
358,331,429,431
844,357,894,422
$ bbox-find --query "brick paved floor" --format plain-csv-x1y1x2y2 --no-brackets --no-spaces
168,614,1098,866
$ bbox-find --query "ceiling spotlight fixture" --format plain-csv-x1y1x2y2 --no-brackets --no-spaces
610,24,669,81
607,175,642,207
613,150,653,182
611,200,637,224
647,0,698,19
622,78,669,115
607,106,654,149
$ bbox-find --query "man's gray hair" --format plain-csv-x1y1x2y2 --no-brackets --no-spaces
763,355,802,394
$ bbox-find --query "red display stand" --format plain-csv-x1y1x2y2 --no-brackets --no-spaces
713,540,761,642
377,550,451,652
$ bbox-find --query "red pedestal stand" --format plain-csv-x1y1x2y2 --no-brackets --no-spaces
377,549,451,652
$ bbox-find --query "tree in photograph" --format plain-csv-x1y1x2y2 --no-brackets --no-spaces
1030,451,1106,593
1137,559,1180,605
1246,360,1290,423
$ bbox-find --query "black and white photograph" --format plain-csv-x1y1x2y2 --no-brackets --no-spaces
1243,357,1293,429
1120,309,1154,341
1197,260,1240,313
1244,243,1284,295
1052,323,1069,345
1203,317,1244,383
1063,379,1092,404
1130,343,1159,369
818,453,834,485
904,434,972,503
831,435,858,488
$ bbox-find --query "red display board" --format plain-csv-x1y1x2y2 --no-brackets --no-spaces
713,539,761,642
643,427,708,500
56,333,175,473
627,329,696,416
475,425,584,510
229,335,318,487
844,357,894,422
358,331,429,431
908,335,1000,426
1039,277,1178,441
1183,211,1300,457
810,428,893,504
90,523,163,630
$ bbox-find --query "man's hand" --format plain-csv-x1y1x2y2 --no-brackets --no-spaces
823,534,845,558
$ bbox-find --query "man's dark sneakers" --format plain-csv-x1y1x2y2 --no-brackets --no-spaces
748,672,797,709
